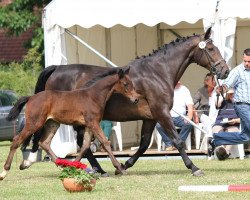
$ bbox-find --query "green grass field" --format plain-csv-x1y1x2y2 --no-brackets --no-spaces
0,141,249,200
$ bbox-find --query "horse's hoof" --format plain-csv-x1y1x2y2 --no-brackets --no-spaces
192,169,205,177
19,160,32,170
0,169,8,180
120,163,127,170
101,173,109,177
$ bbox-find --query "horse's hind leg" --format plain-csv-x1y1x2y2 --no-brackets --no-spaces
73,126,108,176
38,119,60,162
19,129,44,170
88,123,124,175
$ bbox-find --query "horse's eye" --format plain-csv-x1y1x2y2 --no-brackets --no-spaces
208,47,214,51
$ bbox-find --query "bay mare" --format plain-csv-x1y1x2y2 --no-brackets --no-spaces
0,67,139,180
21,28,228,176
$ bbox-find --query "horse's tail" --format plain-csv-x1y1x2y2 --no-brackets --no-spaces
6,96,30,121
34,65,57,94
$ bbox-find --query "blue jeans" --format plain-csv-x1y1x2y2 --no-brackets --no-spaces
156,116,193,147
213,103,250,146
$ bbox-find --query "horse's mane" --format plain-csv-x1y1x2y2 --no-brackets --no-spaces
82,68,118,88
135,34,199,60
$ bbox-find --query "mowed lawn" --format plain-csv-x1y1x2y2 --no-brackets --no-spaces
0,141,249,200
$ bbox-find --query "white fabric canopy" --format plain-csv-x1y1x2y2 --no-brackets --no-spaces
44,0,216,30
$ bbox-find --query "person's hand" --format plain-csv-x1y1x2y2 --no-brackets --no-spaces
228,119,239,125
216,86,223,94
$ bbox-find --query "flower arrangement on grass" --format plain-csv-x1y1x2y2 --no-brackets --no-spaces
56,159,100,192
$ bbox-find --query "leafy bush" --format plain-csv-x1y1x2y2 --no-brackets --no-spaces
0,46,43,96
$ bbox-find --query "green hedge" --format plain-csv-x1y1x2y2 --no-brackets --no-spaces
0,47,43,96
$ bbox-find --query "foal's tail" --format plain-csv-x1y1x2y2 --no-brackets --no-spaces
34,65,57,94
6,96,30,121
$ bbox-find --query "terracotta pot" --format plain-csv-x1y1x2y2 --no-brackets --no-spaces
62,178,96,192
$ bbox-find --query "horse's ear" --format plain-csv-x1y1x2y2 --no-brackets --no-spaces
118,69,124,79
204,27,212,40
124,66,130,74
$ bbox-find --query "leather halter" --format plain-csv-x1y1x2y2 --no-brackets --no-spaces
196,38,224,76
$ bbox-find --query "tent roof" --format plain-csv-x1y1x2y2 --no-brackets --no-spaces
43,0,217,30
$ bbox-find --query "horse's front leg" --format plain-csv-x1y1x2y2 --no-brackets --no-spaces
157,111,204,177
89,122,125,175
123,119,156,170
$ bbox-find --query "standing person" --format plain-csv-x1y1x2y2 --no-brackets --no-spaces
156,81,194,151
193,73,216,138
212,89,240,160
209,48,250,154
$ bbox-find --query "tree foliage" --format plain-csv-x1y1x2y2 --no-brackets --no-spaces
0,0,52,63
0,46,42,96
0,0,52,96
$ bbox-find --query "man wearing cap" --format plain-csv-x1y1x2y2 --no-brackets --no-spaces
209,48,250,156
212,89,241,160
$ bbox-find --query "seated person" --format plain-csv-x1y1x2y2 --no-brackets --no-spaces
193,73,216,138
156,81,194,151
212,89,240,160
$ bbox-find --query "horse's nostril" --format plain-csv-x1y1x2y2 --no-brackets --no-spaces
133,98,139,104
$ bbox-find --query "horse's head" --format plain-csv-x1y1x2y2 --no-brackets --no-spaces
115,67,140,104
193,27,230,79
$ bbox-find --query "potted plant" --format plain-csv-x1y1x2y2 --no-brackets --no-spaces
56,159,100,192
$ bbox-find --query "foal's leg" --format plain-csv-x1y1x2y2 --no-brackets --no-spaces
88,122,124,175
0,122,44,180
38,120,60,162
123,119,156,170
74,126,108,175
75,128,93,161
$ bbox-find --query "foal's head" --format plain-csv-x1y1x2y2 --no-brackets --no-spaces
115,67,140,104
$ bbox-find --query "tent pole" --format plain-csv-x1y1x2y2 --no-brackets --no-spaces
65,29,119,68
172,109,207,134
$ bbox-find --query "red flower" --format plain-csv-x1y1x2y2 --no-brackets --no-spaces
55,159,87,169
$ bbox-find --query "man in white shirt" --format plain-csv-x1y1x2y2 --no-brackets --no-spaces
156,81,194,150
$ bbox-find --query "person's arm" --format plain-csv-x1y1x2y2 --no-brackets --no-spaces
186,104,193,121
192,107,199,124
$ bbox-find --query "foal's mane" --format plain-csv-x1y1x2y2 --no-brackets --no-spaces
136,34,199,60
82,68,118,88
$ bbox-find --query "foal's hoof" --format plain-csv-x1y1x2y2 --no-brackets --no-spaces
192,169,205,177
115,168,127,175
19,160,32,170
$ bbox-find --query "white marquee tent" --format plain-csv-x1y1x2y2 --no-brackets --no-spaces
43,0,250,157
